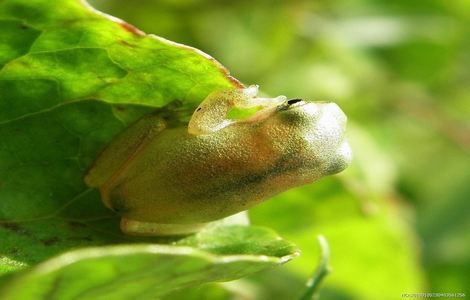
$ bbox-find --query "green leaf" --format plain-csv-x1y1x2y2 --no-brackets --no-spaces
0,224,298,300
0,0,297,297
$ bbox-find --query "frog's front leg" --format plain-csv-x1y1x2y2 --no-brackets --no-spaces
188,85,286,135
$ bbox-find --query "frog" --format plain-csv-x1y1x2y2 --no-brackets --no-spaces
84,85,352,236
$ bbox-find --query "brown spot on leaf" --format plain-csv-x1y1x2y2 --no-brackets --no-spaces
216,64,243,88
119,21,144,36
225,74,244,88
67,220,86,228
41,237,60,246
67,235,93,242
119,40,134,47
0,222,31,236
80,235,93,242
9,247,20,255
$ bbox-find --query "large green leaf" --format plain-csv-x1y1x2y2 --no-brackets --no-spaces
0,224,298,300
0,0,297,297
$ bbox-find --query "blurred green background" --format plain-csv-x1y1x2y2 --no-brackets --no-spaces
88,1,470,299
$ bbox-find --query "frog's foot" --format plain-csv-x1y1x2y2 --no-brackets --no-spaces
188,85,287,135
239,85,286,108
120,218,207,236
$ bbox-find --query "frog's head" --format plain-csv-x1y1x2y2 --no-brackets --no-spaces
262,98,352,177
188,85,351,184
86,85,352,236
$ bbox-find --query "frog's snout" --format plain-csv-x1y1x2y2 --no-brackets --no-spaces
324,140,352,175
296,101,351,175
317,103,351,174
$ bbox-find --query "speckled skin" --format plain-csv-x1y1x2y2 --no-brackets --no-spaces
85,87,351,235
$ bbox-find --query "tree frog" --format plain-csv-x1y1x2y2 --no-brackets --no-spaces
84,85,352,236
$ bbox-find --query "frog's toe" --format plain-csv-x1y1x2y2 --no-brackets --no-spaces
120,218,207,236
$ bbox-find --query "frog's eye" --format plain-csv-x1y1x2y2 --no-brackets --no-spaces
279,98,305,111
287,99,303,106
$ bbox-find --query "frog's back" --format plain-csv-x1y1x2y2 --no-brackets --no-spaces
110,123,303,224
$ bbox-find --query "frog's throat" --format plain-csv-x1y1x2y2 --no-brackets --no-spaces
120,218,207,236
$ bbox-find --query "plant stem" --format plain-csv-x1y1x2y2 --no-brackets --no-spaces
299,235,331,300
